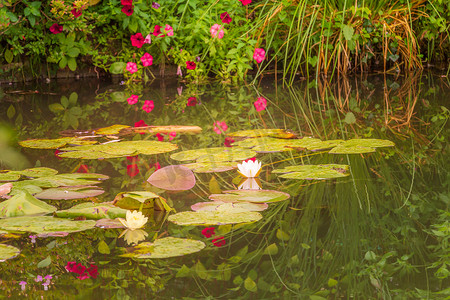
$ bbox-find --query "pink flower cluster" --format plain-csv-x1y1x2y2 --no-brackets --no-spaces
254,97,267,111
121,0,134,16
153,24,173,37
201,227,226,247
156,132,176,141
213,121,228,134
210,24,224,39
66,262,98,280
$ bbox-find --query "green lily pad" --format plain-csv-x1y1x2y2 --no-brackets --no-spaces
273,164,350,180
0,191,57,218
94,124,130,135
11,173,108,192
59,140,178,159
0,244,20,262
121,237,206,259
34,186,104,200
209,189,291,203
182,162,237,173
171,147,256,163
0,172,21,182
147,165,196,191
0,216,96,234
113,191,161,210
16,167,59,178
227,129,295,139
234,137,340,153
19,137,96,149
329,139,395,154
191,201,268,212
55,202,128,220
168,211,263,226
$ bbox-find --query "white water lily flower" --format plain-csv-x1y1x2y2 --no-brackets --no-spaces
118,210,148,230
237,159,262,178
238,178,262,190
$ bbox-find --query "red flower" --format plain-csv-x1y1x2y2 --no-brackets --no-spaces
187,97,197,106
239,0,252,5
155,133,164,141
87,264,98,279
121,0,132,4
224,137,234,147
154,162,161,171
49,23,63,34
134,120,148,135
186,61,196,70
71,8,82,18
77,164,89,173
130,33,145,48
212,236,226,247
77,273,90,280
54,149,62,160
65,261,77,272
73,263,86,275
254,97,267,111
142,100,154,113
153,25,164,37
201,227,215,238
220,12,232,24
126,156,139,164
127,164,139,177
244,157,256,163
122,5,134,16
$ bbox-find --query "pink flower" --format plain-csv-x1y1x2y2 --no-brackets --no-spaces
244,157,256,163
239,0,252,5
73,263,86,275
164,24,173,36
77,164,89,173
212,236,226,247
127,95,139,105
121,0,132,4
130,33,144,48
152,2,160,9
142,100,154,113
201,227,215,238
140,53,153,67
65,261,77,272
49,23,63,34
153,25,164,37
156,133,164,141
224,137,234,147
187,97,197,106
220,12,232,24
210,24,224,39
54,149,62,160
127,155,139,163
126,62,138,74
144,34,152,44
87,264,98,279
213,121,228,134
186,61,196,70
77,273,90,280
71,8,82,18
154,162,161,170
253,48,266,63
134,120,147,134
254,97,267,111
167,132,176,141
127,164,139,177
122,5,133,16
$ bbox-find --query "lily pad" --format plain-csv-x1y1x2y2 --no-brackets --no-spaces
168,211,263,226
234,137,340,153
209,190,290,203
59,140,178,159
34,186,104,200
227,129,295,139
191,201,268,212
170,147,256,163
0,216,96,234
55,202,128,220
113,191,161,210
0,244,20,262
147,165,196,191
94,124,130,135
17,167,59,178
329,139,395,154
0,191,57,218
121,237,205,259
273,164,350,180
0,172,21,182
95,218,124,229
11,173,108,192
19,137,96,149
182,162,237,173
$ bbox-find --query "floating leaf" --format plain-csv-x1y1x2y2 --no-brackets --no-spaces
59,140,178,159
17,167,59,178
233,137,340,153
34,186,104,200
191,201,268,212
329,139,395,154
147,165,196,191
273,164,350,180
168,211,262,226
19,137,96,149
113,191,161,210
182,162,237,173
94,124,130,135
121,237,205,259
0,172,21,182
55,202,128,220
95,218,124,229
171,147,256,163
209,190,290,203
0,216,96,234
227,129,295,139
0,191,57,217
0,244,20,262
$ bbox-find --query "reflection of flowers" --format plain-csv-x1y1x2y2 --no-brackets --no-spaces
237,159,262,178
118,210,148,230
127,164,139,177
120,229,148,245
212,236,226,247
254,97,267,111
66,261,98,280
213,121,228,134
201,227,215,238
142,100,154,113
238,177,262,190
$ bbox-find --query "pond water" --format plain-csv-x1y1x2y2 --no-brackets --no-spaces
0,74,448,299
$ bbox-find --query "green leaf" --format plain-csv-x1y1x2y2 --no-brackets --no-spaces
59,56,67,69
66,47,80,58
56,203,127,220
168,211,262,226
344,112,356,124
273,164,350,180
49,103,65,113
98,240,110,254
0,191,57,218
121,237,205,259
176,265,191,277
342,24,354,41
67,57,77,71
209,189,290,203
244,277,257,292
4,49,13,64
7,105,15,119
264,243,278,255
0,216,96,234
68,92,78,105
0,244,20,262
328,278,338,287
37,256,51,268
